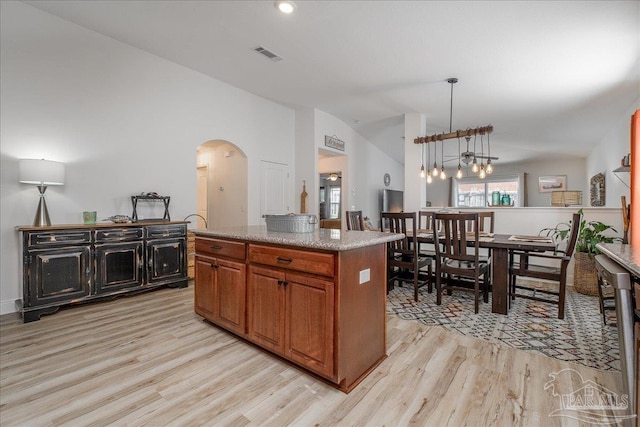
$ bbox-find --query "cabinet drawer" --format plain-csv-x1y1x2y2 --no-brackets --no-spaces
196,238,246,260
248,244,334,277
146,225,186,239
95,227,143,243
27,230,92,247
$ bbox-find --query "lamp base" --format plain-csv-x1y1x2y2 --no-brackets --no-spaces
33,185,51,227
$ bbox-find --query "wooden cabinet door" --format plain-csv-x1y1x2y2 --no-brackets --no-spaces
215,258,246,335
247,265,286,354
285,271,335,379
26,246,92,306
194,255,216,321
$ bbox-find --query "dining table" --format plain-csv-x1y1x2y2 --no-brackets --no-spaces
413,231,556,314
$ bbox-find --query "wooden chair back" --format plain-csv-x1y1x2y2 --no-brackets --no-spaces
380,212,417,254
466,211,494,233
346,210,365,231
435,212,480,264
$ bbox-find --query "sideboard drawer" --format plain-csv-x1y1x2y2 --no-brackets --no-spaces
95,227,143,243
196,237,246,260
146,224,186,239
27,230,92,247
248,244,334,277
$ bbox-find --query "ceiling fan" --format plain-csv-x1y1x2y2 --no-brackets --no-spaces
445,136,499,164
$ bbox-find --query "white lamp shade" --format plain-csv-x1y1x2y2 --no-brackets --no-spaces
19,159,65,185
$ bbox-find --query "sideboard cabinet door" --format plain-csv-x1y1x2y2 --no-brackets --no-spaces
26,246,92,306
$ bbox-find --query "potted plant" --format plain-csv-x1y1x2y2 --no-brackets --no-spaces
541,209,620,296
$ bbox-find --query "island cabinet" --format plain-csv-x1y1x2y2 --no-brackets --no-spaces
194,237,246,335
193,228,396,393
18,222,188,322
247,245,335,379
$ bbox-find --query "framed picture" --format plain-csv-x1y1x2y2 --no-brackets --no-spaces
538,175,567,193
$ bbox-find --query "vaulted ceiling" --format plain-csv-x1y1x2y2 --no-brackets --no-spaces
25,0,640,165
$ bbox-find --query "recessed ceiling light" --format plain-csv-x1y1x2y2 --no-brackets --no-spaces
275,1,296,14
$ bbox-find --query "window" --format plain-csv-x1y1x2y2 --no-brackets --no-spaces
329,186,341,219
453,174,524,207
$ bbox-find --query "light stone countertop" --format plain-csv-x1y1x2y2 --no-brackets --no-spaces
193,226,403,251
596,243,640,277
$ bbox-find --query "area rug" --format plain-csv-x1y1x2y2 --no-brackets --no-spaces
387,284,620,371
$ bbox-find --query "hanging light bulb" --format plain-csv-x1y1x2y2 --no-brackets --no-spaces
420,143,425,177
439,139,446,179
420,165,425,178
426,141,432,182
471,133,479,173
432,138,439,177
479,134,486,176
455,137,463,179
486,133,494,174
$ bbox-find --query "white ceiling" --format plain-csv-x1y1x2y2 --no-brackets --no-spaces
25,0,640,165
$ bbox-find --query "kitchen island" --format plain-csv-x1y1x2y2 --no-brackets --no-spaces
193,226,402,393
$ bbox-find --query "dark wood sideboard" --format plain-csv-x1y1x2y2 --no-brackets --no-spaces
16,221,188,322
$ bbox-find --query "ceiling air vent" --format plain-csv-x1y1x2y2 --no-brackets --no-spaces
253,46,283,62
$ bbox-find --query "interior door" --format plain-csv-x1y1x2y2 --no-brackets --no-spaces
261,160,289,215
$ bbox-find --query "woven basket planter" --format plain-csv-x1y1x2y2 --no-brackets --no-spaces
573,252,599,296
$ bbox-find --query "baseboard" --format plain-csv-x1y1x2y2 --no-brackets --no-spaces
1,299,19,315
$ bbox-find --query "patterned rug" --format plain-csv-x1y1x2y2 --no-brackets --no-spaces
387,283,620,371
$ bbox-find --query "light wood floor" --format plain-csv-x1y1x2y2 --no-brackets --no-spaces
0,284,623,426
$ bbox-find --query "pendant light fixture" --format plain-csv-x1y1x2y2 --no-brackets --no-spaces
456,137,463,179
486,132,494,174
432,137,439,177
414,78,496,177
420,143,426,178
440,139,446,179
471,133,479,173
478,134,487,179
426,140,433,183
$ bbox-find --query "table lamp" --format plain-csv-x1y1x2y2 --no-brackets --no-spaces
19,159,65,226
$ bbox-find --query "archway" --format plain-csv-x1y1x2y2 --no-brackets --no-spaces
196,140,248,229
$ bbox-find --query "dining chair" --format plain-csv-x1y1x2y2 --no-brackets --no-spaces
466,211,495,281
381,212,431,301
433,212,490,313
508,212,581,319
476,211,495,233
597,272,616,326
346,210,365,231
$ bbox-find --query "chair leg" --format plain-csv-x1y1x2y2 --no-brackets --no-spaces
427,264,433,293
436,271,442,306
558,278,566,320
474,278,479,314
414,269,419,302
483,272,489,303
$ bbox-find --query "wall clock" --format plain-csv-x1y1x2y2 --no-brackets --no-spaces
383,173,391,187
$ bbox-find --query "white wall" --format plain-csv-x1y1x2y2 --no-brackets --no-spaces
0,2,296,314
587,100,639,208
314,109,404,228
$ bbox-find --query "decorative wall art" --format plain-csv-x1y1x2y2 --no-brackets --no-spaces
590,173,605,206
538,175,567,193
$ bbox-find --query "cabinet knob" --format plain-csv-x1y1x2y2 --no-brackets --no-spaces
276,256,292,264
210,245,222,250
211,263,219,269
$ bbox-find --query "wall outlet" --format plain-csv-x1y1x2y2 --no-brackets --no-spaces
359,268,370,284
